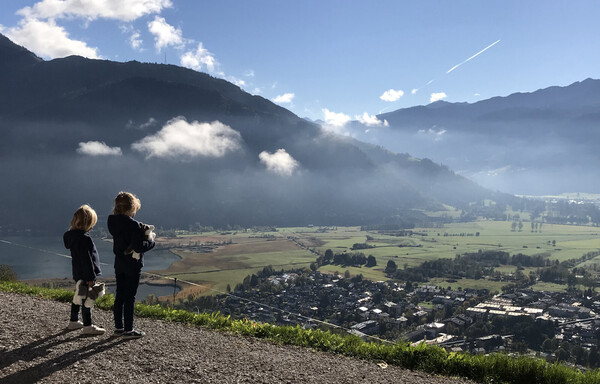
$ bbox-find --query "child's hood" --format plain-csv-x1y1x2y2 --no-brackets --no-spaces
107,214,136,236
63,229,87,250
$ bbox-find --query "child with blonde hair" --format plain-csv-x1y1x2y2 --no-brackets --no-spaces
108,191,155,338
64,204,105,335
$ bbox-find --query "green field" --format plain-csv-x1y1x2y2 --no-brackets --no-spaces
153,222,600,297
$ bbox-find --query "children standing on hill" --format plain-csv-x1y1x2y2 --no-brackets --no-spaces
107,191,155,338
64,204,105,335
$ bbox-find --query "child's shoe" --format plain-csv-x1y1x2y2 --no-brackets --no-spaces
67,320,84,330
113,328,125,337
122,329,145,339
81,324,106,336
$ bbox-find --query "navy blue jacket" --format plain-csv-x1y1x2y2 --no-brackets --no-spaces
107,214,155,274
63,229,102,282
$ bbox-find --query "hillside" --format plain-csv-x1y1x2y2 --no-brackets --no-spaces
0,292,472,384
0,33,505,232
348,79,600,195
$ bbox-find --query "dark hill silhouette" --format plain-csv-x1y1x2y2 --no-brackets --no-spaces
0,33,506,232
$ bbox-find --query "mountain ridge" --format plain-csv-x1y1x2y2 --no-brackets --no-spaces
0,33,509,230
351,78,600,195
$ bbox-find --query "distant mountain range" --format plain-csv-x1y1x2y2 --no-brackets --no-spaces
0,34,513,231
347,78,600,195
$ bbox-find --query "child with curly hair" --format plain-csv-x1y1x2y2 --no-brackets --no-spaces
64,204,105,335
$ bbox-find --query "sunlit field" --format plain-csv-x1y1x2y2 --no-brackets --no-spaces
148,221,600,297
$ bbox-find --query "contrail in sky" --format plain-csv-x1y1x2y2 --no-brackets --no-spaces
446,39,501,74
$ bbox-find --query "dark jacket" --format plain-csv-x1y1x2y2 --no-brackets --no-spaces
63,229,102,282
107,214,155,274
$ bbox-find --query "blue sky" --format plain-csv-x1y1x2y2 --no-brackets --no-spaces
1,0,599,122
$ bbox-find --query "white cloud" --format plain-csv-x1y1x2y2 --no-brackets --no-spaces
4,18,100,59
244,70,255,77
18,0,172,22
430,92,447,103
273,93,295,104
132,117,242,159
77,141,122,156
380,89,404,102
129,31,143,51
411,88,418,95
355,112,388,127
259,149,299,176
148,16,183,51
180,42,217,72
417,127,447,142
322,108,350,127
227,76,246,88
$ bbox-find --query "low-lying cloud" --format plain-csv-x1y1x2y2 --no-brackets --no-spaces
417,127,447,141
356,112,388,127
322,109,350,127
77,141,122,156
259,149,299,176
132,117,243,159
430,92,447,103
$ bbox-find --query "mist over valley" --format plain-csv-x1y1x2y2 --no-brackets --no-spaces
0,33,514,233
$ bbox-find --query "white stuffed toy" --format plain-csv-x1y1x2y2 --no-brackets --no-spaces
73,280,106,308
126,223,156,260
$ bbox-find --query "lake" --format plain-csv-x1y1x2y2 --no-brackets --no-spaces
0,236,178,280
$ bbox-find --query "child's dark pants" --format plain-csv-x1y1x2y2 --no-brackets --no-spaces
114,271,141,332
70,303,92,326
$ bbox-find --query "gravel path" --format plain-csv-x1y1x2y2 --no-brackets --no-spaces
0,292,475,384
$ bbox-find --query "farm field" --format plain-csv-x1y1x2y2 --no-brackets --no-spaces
152,222,600,297
155,234,316,298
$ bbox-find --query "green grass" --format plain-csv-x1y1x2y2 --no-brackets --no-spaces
317,264,386,281
3,280,600,384
306,222,600,275
531,282,569,292
427,277,507,292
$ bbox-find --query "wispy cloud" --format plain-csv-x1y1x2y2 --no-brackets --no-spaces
411,88,418,95
379,89,404,102
355,112,388,127
430,92,447,103
180,42,217,72
132,117,243,159
148,16,183,51
273,93,295,104
77,141,122,156
129,31,142,50
259,149,299,176
417,127,447,142
446,39,501,74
